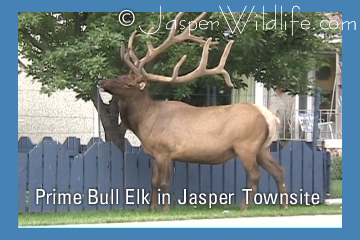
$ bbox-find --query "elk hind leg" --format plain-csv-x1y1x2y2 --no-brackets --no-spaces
256,148,288,209
235,148,262,211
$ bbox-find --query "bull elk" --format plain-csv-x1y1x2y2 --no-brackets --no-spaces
98,12,288,211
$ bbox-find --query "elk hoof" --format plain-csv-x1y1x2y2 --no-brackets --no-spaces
240,203,249,211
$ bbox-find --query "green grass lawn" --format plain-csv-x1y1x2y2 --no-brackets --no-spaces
19,204,342,227
331,180,342,198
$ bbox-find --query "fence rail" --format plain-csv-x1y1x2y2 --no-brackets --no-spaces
18,136,331,213
277,109,342,141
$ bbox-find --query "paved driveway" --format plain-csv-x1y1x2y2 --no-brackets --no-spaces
22,215,342,228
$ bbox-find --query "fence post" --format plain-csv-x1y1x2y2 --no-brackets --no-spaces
324,151,332,199
212,86,217,106
206,85,210,106
97,88,101,139
312,87,322,150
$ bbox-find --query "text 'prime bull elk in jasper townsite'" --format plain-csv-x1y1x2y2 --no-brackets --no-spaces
98,12,289,211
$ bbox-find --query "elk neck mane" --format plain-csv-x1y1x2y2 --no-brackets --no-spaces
117,87,156,134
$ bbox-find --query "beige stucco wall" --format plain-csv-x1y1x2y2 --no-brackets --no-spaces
18,59,97,145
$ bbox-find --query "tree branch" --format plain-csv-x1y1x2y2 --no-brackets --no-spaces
18,58,26,68
32,27,51,48
73,12,89,37
18,58,26,74
90,88,127,151
90,88,109,117
73,12,81,37
81,12,89,22
19,29,51,52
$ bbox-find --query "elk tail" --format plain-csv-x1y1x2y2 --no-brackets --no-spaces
253,105,279,149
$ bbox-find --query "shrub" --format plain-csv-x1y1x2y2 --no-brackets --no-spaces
331,155,342,180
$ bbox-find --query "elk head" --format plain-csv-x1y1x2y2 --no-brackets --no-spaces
98,12,235,98
98,74,147,100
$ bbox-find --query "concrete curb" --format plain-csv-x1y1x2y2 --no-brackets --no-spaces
325,198,342,206
19,215,342,228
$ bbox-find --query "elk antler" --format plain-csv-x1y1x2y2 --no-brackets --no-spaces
121,12,235,88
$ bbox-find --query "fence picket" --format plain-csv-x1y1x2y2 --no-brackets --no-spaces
83,143,98,211
187,163,200,204
28,143,43,212
110,142,124,210
42,140,58,212
18,137,34,153
223,159,236,199
98,143,111,211
174,161,187,206
56,144,70,212
291,141,303,204
200,164,211,204
124,152,138,209
137,149,152,209
313,151,325,203
211,164,223,198
63,137,81,156
18,153,28,213
302,143,314,203
70,154,84,211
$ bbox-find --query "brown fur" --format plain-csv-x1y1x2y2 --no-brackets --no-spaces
98,74,288,211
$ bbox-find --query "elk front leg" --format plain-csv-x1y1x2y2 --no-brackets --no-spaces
150,161,160,211
159,160,172,212
149,157,172,212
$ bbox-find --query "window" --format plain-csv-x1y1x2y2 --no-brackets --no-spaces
231,75,255,104
315,66,331,80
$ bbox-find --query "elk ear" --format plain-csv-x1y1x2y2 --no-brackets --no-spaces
138,82,147,90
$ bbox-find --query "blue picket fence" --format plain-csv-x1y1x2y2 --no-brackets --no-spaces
18,136,331,213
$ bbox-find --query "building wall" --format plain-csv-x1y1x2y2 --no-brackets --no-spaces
18,61,96,145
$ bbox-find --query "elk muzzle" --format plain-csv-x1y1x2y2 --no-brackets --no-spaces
97,80,107,92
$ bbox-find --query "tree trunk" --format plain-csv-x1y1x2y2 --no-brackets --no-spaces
91,93,127,152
